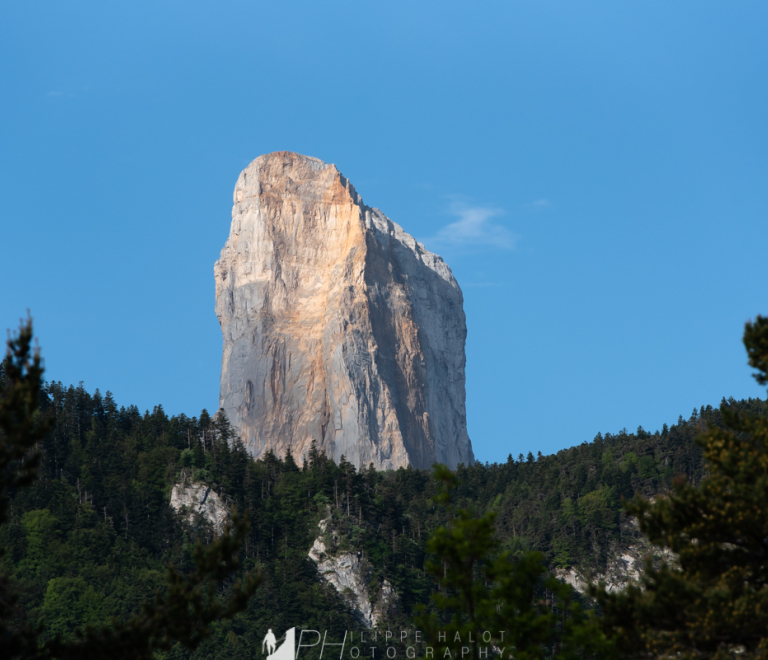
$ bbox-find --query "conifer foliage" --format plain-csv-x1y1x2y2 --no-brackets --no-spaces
3,313,767,660
417,466,611,660
0,319,258,660
0,318,52,658
593,316,768,660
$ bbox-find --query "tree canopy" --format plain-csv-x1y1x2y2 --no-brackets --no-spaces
2,313,767,660
0,320,258,660
593,315,768,660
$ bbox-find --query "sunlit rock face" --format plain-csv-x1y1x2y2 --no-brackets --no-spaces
170,482,229,535
307,515,396,627
214,151,474,470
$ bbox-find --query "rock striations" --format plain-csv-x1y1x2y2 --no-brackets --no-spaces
215,152,474,470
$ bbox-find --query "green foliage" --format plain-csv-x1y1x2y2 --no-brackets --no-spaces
0,320,259,660
416,465,612,660
4,316,765,659
551,538,572,568
41,577,102,638
0,317,52,525
745,315,768,386
2,376,752,658
20,509,57,569
576,488,615,530
593,315,768,660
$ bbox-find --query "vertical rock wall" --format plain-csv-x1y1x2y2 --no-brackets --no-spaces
214,152,474,470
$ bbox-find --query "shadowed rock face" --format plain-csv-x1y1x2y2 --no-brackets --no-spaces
215,152,474,470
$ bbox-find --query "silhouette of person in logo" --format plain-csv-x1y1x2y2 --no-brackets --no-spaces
262,629,277,655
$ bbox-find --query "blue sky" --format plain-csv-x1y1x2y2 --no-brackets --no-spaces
2,1,766,463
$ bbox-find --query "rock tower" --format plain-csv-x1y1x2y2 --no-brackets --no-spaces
215,152,474,470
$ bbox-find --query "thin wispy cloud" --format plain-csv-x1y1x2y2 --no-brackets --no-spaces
425,201,518,251
532,198,552,210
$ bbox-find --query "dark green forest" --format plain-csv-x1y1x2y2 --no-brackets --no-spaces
2,370,765,659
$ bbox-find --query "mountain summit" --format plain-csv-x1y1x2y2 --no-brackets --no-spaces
214,152,474,470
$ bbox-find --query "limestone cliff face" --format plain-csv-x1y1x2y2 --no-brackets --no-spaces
555,515,677,595
170,482,229,535
215,151,474,470
307,516,397,627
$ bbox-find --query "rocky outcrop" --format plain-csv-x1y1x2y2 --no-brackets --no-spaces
215,151,474,470
170,482,229,535
308,517,397,627
555,517,676,594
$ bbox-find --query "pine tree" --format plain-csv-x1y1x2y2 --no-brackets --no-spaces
593,315,768,660
0,319,259,660
417,465,611,660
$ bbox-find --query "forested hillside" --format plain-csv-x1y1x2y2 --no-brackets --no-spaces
2,373,764,659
